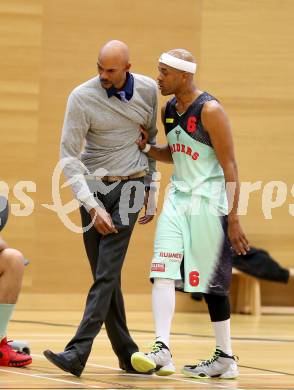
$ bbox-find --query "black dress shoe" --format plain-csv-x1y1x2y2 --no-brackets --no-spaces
43,350,84,377
124,367,153,375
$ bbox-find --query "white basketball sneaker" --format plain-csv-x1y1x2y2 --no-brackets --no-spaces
182,348,239,379
131,341,176,376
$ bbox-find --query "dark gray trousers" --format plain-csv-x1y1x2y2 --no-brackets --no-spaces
65,178,145,366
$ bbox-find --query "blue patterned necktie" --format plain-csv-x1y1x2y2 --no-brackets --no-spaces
116,90,128,102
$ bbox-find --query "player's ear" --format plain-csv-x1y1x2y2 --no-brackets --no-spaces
126,62,131,72
182,72,189,82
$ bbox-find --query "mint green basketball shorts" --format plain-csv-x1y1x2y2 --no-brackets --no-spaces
150,188,232,295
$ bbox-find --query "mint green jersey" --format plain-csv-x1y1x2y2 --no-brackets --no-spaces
164,92,228,215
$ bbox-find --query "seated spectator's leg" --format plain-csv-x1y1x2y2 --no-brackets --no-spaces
0,248,32,367
0,248,24,305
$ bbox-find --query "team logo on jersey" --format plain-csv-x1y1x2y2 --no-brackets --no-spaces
166,118,174,124
151,263,165,272
169,143,199,161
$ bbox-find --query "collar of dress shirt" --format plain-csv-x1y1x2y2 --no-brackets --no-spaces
105,72,134,101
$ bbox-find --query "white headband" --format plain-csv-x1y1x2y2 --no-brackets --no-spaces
159,53,197,74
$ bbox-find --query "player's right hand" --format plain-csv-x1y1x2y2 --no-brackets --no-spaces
89,207,118,235
138,188,156,225
136,126,149,150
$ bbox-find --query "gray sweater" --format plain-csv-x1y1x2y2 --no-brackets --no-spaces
60,74,158,211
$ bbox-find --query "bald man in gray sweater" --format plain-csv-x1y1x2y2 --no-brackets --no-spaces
44,40,158,376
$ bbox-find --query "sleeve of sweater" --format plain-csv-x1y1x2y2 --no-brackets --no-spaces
60,91,97,211
144,83,158,187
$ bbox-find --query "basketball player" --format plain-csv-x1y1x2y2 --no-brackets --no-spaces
131,49,249,379
0,196,32,367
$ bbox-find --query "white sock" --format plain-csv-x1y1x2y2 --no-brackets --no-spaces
152,278,175,348
212,318,232,356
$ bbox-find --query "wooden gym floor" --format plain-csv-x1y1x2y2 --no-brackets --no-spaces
1,310,293,390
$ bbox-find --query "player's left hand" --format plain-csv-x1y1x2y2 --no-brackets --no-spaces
228,218,250,255
138,189,155,224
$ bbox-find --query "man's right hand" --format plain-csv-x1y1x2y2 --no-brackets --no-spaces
89,207,118,235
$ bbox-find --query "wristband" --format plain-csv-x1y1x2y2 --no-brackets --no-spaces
142,143,151,153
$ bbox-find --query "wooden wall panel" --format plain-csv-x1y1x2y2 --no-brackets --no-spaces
35,0,202,295
199,0,294,266
1,0,293,308
0,0,42,288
